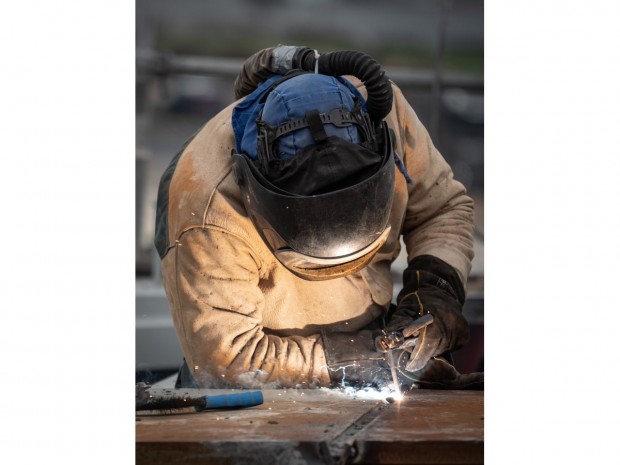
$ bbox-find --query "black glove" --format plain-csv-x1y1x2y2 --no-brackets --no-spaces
394,354,484,390
382,255,470,372
321,330,483,391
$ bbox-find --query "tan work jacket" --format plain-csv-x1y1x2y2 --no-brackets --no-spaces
158,76,474,388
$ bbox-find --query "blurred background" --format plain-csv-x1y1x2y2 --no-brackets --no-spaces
135,0,484,383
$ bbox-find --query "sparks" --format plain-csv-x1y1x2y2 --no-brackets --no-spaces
391,381,403,401
321,385,402,402
324,364,403,401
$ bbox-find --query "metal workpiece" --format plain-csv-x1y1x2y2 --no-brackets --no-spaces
136,388,483,465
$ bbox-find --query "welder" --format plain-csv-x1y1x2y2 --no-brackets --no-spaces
155,45,484,391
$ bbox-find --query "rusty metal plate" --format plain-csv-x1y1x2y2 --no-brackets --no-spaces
136,388,483,465
352,390,484,464
137,388,381,443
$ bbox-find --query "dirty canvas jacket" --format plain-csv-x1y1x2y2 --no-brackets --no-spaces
156,72,474,389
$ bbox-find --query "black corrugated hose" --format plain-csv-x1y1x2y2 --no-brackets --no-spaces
293,49,393,123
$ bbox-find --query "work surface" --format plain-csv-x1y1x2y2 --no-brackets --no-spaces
136,387,483,465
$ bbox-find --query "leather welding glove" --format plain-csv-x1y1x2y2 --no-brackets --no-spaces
321,330,483,391
393,354,484,390
382,255,470,373
321,329,411,389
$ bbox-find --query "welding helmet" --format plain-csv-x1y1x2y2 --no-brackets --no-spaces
232,51,395,280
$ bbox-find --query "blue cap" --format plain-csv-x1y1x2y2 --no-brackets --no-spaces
261,74,362,159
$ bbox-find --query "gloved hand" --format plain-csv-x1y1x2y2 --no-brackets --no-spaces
381,255,470,372
321,329,483,391
395,355,484,390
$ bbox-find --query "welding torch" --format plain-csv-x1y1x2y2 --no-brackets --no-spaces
376,313,435,352
375,314,435,393
136,382,264,413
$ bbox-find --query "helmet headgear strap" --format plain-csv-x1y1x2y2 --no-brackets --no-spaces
305,110,328,144
256,97,376,172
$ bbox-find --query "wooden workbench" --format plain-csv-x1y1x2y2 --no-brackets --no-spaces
136,388,483,465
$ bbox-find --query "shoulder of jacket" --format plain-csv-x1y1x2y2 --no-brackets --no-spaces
163,102,241,247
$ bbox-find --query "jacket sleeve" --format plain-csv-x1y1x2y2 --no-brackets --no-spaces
162,226,332,389
233,47,277,100
392,83,475,286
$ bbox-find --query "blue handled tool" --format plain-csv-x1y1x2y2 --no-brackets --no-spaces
136,382,264,412
194,391,264,411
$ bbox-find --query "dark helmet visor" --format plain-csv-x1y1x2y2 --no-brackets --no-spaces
232,126,395,280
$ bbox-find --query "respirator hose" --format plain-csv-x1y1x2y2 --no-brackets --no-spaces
295,50,393,123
